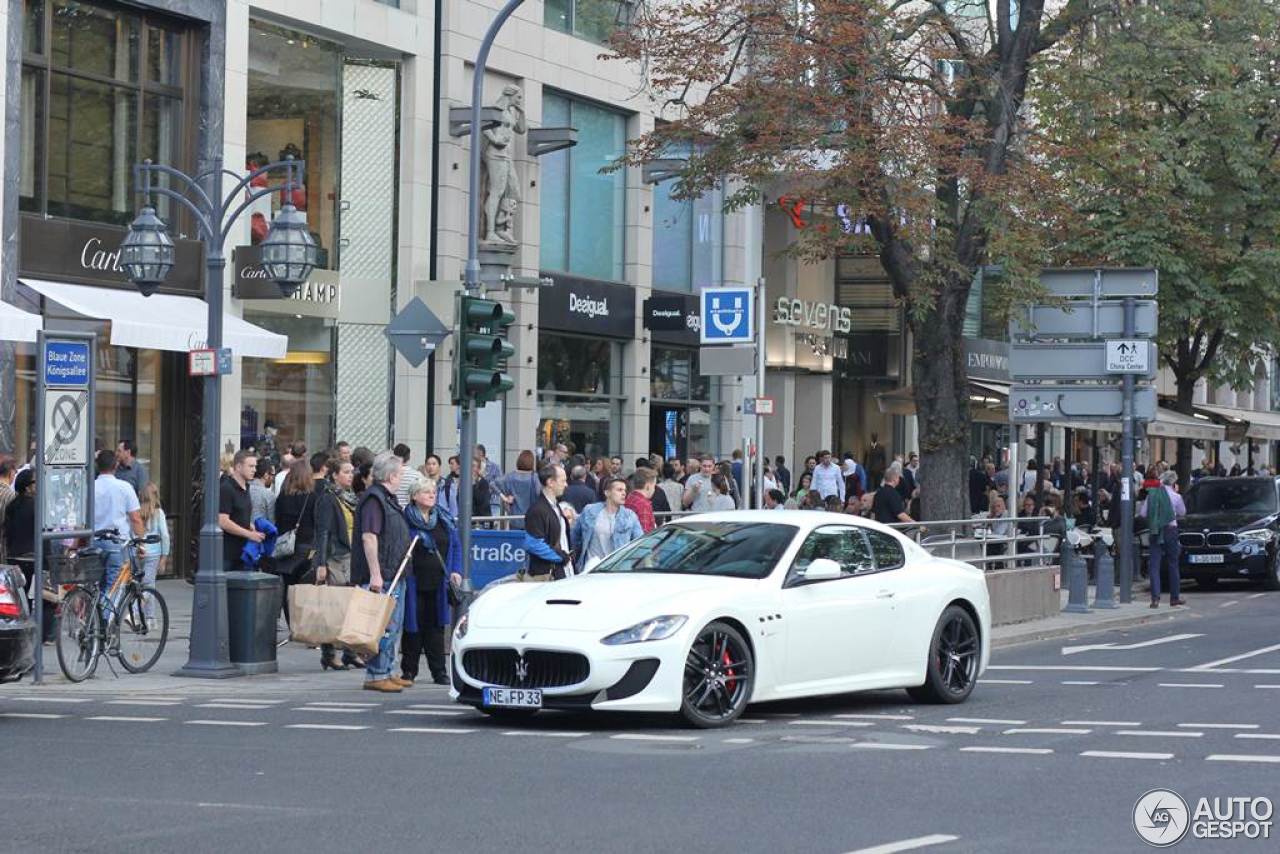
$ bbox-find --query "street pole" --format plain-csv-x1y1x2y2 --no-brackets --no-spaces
459,0,526,593
755,276,766,508
1118,296,1136,603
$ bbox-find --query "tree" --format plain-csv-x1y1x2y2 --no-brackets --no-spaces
1032,0,1280,483
611,0,1093,519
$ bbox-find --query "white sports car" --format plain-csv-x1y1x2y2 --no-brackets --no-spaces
450,510,991,728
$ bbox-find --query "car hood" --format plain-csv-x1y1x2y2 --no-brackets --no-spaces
1180,511,1275,533
469,572,749,633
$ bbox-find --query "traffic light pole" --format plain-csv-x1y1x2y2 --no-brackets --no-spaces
457,397,478,594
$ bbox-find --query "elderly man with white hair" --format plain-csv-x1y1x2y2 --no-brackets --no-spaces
351,451,413,692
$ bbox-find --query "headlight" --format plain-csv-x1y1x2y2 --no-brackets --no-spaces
600,615,688,645
1238,529,1275,543
454,613,469,640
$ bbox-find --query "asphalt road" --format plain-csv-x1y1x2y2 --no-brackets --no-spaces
3,586,1278,854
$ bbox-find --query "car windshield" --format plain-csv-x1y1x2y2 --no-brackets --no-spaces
1187,480,1278,514
589,522,798,579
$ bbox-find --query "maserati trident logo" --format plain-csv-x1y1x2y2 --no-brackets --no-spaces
514,655,529,684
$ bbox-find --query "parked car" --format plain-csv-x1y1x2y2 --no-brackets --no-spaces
1178,476,1280,590
0,565,37,683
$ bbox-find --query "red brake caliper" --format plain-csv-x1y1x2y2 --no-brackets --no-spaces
722,645,737,693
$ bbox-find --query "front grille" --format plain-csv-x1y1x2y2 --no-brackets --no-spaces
462,648,590,689
1179,533,1205,548
1207,532,1237,547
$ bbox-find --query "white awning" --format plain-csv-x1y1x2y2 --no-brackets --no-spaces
1194,403,1280,441
0,299,42,343
22,279,287,359
1052,406,1226,441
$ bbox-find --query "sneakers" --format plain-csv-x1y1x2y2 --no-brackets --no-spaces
363,678,403,693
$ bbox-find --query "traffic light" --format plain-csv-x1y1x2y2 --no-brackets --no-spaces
454,293,515,405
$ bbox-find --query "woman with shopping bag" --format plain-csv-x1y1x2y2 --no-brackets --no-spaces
400,479,463,685
311,459,363,670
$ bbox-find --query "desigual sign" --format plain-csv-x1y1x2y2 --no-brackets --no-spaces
568,292,609,319
774,297,853,334
538,272,635,338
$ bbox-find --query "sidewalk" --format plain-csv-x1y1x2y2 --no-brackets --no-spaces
991,584,1194,649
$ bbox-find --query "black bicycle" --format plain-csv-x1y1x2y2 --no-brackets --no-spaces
54,531,170,682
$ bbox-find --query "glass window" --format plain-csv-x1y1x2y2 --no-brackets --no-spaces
651,346,711,401
789,526,875,581
20,68,42,212
240,315,337,455
540,93,626,282
652,160,722,292
247,22,342,270
49,0,139,82
544,0,625,44
536,333,621,458
593,522,799,579
24,0,43,55
46,72,137,224
865,529,906,571
538,334,611,394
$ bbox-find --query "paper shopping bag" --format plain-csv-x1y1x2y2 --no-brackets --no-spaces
287,585,354,646
335,587,397,657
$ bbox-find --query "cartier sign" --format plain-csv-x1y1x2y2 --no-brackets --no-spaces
20,214,203,293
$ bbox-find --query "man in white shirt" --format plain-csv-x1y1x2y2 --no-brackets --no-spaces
94,450,146,590
811,450,845,503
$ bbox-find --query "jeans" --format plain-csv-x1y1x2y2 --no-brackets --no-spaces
96,539,125,620
365,579,406,682
1149,524,1181,601
140,555,160,616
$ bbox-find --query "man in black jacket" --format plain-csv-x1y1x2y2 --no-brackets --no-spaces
351,451,412,692
524,464,573,580
564,465,598,514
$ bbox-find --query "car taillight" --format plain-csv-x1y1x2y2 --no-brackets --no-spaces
0,581,21,619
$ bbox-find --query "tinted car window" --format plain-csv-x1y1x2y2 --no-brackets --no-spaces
1186,480,1278,514
790,526,874,581
591,522,798,579
865,529,906,570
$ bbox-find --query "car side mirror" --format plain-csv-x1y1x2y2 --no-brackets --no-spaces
802,558,842,581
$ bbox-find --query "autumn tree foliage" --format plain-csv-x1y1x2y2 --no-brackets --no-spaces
611,0,1091,519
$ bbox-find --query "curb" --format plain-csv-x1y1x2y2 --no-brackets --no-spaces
991,605,1196,650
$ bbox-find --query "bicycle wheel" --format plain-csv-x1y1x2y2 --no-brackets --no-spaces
116,586,169,673
56,587,101,682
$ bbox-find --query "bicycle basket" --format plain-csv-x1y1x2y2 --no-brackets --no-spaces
46,547,107,585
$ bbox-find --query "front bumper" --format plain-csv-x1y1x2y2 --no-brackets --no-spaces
1179,545,1272,579
450,627,687,713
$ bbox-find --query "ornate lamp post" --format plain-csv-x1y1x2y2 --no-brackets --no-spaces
121,156,318,677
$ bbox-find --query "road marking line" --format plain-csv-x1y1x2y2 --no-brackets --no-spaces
0,712,67,720
290,707,366,713
13,697,91,703
84,716,166,723
723,737,755,744
209,698,284,704
284,724,369,731
1115,730,1202,738
790,720,875,728
195,703,273,710
1061,633,1203,655
842,833,959,854
902,724,982,735
949,718,1028,725
988,665,1162,672
1180,723,1259,730
851,743,932,751
753,712,801,718
1220,601,1240,608
1248,593,1267,599
501,730,586,738
1062,721,1140,727
1206,754,1280,764
119,695,187,701
1257,685,1280,689
1235,734,1280,740
611,733,701,742
980,679,1033,685
1061,681,1099,686
1004,727,1091,735
186,720,268,727
301,702,380,707
1080,750,1173,760
961,746,1053,755
1186,643,1280,672
386,709,467,717
389,727,476,734
1158,683,1224,689
105,699,182,706
408,704,465,710
835,713,914,721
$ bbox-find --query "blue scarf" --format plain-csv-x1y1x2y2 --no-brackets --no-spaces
405,502,456,534
402,503,457,633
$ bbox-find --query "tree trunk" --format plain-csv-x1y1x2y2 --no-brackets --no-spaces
1172,373,1197,489
912,286,971,522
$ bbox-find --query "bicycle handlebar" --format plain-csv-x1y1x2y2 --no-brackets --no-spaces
93,530,161,547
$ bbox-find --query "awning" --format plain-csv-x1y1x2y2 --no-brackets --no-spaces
0,300,42,343
1194,403,1280,441
875,380,1010,418
22,279,286,359
1052,406,1226,441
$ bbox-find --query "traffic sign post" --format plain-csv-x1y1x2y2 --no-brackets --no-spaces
1105,339,1150,374
33,331,97,682
700,287,755,344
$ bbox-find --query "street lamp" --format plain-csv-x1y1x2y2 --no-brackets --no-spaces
123,155,320,678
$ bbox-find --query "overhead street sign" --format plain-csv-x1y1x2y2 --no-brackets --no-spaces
43,388,90,465
1040,268,1158,298
386,296,452,368
1010,341,1157,381
1009,384,1157,423
1010,301,1157,340
1105,339,1151,374
700,287,755,344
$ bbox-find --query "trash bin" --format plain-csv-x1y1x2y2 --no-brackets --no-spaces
226,571,282,674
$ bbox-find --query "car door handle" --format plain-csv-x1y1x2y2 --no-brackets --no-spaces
876,590,895,599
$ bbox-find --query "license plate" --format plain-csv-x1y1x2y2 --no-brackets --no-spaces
1189,554,1225,564
482,687,543,708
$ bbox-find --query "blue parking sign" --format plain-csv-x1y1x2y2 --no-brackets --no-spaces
700,286,755,344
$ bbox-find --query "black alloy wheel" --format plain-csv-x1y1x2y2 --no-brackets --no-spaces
908,605,980,704
680,621,753,728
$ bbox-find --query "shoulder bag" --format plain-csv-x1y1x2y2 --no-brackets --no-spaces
272,491,312,559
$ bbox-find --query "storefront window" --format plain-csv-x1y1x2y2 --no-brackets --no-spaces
652,153,723,292
544,0,624,44
247,22,342,270
536,334,622,458
21,0,191,224
241,315,336,457
649,346,718,460
651,346,710,402
540,93,627,282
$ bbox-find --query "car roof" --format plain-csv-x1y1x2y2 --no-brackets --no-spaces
675,509,895,535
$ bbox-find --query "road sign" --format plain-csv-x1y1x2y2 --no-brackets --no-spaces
1105,339,1150,374
1009,384,1156,423
42,339,90,387
1009,301,1157,340
386,296,452,368
744,397,775,415
700,345,756,376
1010,341,1157,381
700,286,754,344
189,349,216,376
1040,268,1158,298
43,388,89,465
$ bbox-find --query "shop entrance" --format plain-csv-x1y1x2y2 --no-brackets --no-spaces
650,406,688,461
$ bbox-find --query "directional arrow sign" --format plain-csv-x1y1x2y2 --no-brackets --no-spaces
1010,301,1158,340
1062,633,1203,656
1011,341,1157,381
1009,384,1157,423
1040,267,1158,298
1105,339,1151,374
386,296,452,368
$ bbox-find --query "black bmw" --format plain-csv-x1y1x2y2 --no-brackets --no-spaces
1178,476,1280,590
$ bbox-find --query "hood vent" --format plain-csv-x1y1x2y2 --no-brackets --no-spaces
545,599,582,606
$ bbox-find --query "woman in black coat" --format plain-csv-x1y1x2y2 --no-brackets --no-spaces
273,460,317,624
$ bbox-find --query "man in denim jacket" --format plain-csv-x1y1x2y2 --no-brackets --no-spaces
572,477,644,572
